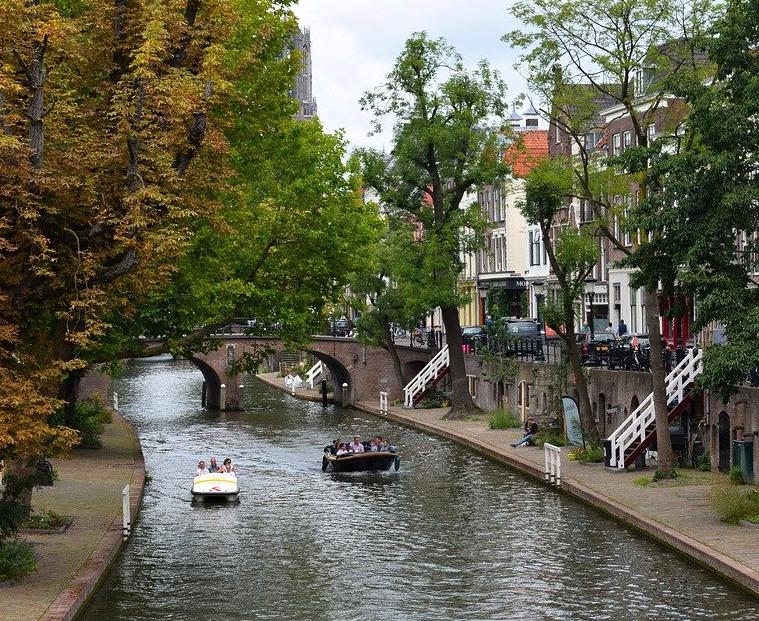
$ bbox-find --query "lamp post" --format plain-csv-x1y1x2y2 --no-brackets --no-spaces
532,280,545,326
584,277,598,339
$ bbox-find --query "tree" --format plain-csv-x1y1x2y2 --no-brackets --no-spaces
626,0,759,402
360,33,510,418
0,0,380,515
522,159,599,439
505,0,721,476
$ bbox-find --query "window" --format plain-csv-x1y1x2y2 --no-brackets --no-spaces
525,117,539,127
584,131,603,150
613,283,621,302
543,240,548,265
624,196,632,246
467,375,478,398
612,133,621,155
555,122,562,144
631,304,638,332
623,131,632,149
647,123,656,142
529,231,541,266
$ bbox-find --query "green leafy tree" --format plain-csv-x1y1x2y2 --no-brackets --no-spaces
360,33,510,417
625,0,759,401
505,0,721,475
522,159,599,439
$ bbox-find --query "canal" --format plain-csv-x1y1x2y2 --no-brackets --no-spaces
81,358,759,620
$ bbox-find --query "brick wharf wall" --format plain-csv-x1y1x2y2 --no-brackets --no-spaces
466,356,759,475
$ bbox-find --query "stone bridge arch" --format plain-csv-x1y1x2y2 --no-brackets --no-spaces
187,335,437,411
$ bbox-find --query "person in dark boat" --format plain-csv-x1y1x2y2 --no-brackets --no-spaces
349,436,365,453
325,439,340,455
336,443,350,456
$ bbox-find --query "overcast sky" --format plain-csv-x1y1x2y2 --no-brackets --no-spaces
292,1,528,152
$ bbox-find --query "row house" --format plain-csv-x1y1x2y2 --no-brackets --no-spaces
463,107,549,327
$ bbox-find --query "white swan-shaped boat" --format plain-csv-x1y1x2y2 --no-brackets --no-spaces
191,472,239,502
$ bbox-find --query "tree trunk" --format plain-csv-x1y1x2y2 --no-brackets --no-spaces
563,318,598,442
2,458,36,516
644,287,675,476
381,319,407,392
441,304,480,419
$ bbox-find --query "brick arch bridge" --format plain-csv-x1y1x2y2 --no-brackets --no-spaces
187,335,435,410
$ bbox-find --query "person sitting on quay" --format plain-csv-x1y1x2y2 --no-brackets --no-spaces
349,435,365,453
511,419,539,448
196,460,209,476
208,456,219,473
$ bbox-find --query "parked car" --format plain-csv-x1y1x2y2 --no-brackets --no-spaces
330,318,351,337
462,326,486,347
578,331,616,364
498,319,542,340
619,333,650,350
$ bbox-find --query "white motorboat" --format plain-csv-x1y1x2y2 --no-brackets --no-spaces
191,472,239,502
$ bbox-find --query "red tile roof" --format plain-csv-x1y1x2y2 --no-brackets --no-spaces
504,129,549,178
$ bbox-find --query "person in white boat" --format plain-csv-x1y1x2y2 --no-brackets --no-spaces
349,435,364,453
208,456,219,473
196,460,209,476
219,457,236,474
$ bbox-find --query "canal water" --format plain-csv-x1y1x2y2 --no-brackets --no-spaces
81,358,759,621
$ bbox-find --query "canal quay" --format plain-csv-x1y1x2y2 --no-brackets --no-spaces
64,357,758,620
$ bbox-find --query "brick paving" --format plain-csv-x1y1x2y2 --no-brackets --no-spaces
256,372,759,597
0,414,145,621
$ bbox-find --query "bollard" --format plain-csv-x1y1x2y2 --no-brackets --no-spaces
342,382,348,407
321,379,328,407
379,391,388,415
122,484,131,541
219,384,226,411
113,392,119,412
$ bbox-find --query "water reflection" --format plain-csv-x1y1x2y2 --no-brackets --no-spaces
81,359,759,621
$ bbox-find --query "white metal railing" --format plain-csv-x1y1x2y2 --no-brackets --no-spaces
608,348,703,468
306,360,323,389
403,346,450,408
544,443,561,486
122,484,131,541
379,391,388,415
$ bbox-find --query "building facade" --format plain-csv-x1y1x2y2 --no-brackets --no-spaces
290,28,318,120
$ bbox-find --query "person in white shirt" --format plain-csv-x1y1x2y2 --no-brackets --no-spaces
336,443,350,456
349,435,365,453
195,460,209,477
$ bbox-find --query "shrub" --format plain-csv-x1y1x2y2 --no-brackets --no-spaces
533,432,566,448
729,465,745,485
488,409,520,429
710,485,759,525
0,538,37,583
568,445,604,463
49,396,112,449
695,451,711,472
415,389,451,409
21,510,68,530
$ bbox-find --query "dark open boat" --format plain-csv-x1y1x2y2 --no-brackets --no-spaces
322,451,400,473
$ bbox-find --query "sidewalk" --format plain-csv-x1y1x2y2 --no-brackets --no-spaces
0,413,145,621
256,373,759,597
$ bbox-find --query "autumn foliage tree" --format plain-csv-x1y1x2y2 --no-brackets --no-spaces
1,0,378,525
